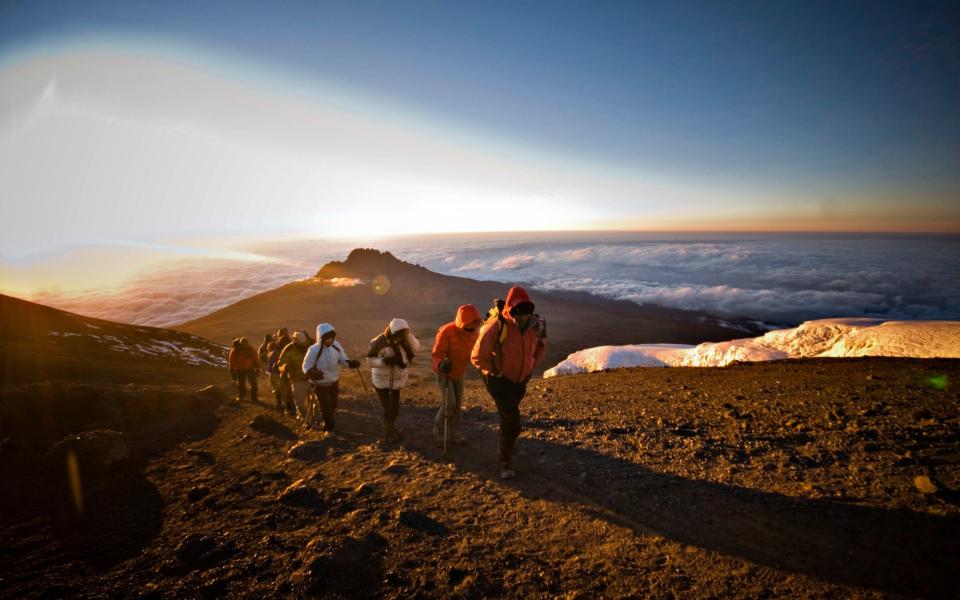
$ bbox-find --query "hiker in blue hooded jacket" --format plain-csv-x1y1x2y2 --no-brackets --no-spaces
302,323,360,431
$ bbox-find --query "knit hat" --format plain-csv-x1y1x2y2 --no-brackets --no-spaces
388,318,409,334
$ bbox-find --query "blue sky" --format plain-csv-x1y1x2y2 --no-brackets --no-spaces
0,0,958,271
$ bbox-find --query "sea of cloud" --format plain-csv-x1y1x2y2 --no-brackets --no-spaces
22,232,960,327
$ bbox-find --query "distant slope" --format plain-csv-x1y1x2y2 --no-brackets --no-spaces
0,294,227,384
177,248,758,374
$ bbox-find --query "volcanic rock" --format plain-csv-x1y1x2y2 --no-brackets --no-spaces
278,479,326,510
45,430,130,476
287,440,329,462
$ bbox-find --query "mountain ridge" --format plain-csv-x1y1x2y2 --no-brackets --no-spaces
178,248,761,376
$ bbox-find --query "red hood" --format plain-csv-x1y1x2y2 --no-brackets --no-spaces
504,286,534,320
454,304,482,329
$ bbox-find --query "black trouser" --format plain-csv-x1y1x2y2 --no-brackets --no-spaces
374,387,401,424
236,368,258,401
314,380,339,431
485,375,527,464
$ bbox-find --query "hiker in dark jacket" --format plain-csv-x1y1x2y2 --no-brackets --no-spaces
228,337,260,402
367,318,420,442
277,330,316,424
269,329,293,414
258,333,274,387
471,286,547,479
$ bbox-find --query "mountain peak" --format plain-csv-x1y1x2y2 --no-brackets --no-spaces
315,248,434,280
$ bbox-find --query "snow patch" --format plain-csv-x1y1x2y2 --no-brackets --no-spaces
46,330,226,367
544,318,960,377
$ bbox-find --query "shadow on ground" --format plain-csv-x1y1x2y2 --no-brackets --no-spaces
387,403,960,599
0,383,224,572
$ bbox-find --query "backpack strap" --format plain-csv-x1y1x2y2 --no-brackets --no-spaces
493,313,509,373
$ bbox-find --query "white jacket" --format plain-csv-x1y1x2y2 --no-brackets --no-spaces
302,323,350,385
367,318,420,390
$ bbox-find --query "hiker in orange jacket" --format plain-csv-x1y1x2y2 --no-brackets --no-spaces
228,337,260,402
432,304,483,446
471,286,547,479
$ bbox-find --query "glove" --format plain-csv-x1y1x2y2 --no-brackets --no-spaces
384,355,406,368
439,358,452,374
347,359,361,369
307,368,323,380
278,363,287,374
230,369,238,382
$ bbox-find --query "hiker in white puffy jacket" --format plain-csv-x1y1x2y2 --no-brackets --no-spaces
302,323,360,431
367,318,420,442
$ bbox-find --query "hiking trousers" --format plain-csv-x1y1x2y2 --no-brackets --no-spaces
236,368,258,402
374,387,401,425
484,375,527,464
314,380,339,431
291,379,311,420
434,375,464,441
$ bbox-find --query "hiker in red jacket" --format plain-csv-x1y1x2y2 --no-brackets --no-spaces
432,304,483,447
471,286,547,478
228,337,260,402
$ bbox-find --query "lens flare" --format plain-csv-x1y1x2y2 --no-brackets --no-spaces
66,450,83,516
372,275,390,296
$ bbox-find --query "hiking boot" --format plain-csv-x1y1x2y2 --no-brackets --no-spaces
384,422,402,443
498,461,516,480
451,436,467,446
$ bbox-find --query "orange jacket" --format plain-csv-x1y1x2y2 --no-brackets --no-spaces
228,345,258,370
432,304,482,380
471,287,546,383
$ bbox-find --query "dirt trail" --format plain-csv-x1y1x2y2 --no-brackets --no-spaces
2,358,959,598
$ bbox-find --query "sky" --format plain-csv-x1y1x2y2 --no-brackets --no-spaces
1,1,959,283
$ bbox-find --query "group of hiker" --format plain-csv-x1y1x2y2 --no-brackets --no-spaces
227,285,547,479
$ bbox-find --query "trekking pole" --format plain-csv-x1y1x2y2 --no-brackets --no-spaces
442,378,449,456
356,367,380,416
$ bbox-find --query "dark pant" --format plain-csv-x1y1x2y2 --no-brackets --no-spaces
374,387,401,424
236,368,258,401
275,374,293,412
314,381,339,431
485,375,527,464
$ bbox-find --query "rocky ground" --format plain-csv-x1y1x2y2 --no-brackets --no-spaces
2,357,959,598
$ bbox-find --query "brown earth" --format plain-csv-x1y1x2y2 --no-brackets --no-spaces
2,357,958,598
176,248,761,372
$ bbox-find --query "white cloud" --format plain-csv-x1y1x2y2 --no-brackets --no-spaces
493,254,536,271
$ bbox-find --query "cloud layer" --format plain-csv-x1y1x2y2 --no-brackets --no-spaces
21,233,960,327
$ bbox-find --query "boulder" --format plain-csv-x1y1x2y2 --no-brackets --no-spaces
174,533,237,570
914,475,938,495
249,415,298,440
278,479,326,510
187,485,211,502
397,509,448,536
194,385,230,403
45,430,130,477
287,441,329,462
186,448,215,465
